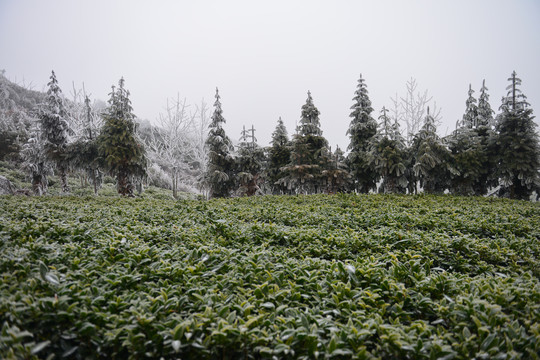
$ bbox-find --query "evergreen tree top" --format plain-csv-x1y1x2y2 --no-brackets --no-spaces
378,106,392,138
105,77,135,122
210,88,226,128
350,74,374,121
271,117,289,147
298,91,322,136
500,71,530,112
44,70,66,118
477,79,494,128
462,84,478,128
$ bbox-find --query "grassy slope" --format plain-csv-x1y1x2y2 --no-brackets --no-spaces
0,194,539,359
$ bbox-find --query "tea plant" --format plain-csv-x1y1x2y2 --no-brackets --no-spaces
0,194,538,359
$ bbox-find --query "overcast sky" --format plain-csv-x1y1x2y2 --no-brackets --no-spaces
1,0,539,150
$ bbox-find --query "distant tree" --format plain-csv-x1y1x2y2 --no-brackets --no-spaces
266,117,291,194
37,71,71,193
461,84,478,129
370,107,408,193
66,95,102,195
147,95,197,198
391,78,442,144
235,125,265,196
473,80,496,195
280,91,330,194
21,124,51,195
346,74,378,193
494,71,540,199
411,108,454,194
322,145,351,193
205,88,235,198
97,78,146,196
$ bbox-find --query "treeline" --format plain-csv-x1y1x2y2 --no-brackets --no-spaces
0,71,539,200
207,73,540,200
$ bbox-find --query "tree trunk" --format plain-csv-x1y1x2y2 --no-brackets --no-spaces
117,168,133,197
59,165,70,193
91,168,98,195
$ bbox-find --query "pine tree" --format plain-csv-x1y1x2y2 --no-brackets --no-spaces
205,88,234,198
235,125,265,196
38,70,71,193
462,84,478,128
477,80,494,128
346,74,378,193
473,80,496,195
97,78,146,196
494,71,540,199
370,107,408,193
280,91,330,194
411,108,454,194
322,145,351,193
267,117,291,194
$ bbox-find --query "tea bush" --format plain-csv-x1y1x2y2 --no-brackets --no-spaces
0,194,538,359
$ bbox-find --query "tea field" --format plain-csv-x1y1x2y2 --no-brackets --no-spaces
0,194,539,359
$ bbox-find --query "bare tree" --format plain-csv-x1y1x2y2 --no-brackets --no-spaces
391,78,442,144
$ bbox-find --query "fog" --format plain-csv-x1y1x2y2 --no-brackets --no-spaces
1,0,539,149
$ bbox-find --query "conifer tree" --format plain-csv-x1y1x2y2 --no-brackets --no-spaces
473,80,496,195
267,117,291,194
494,71,540,199
97,78,146,196
205,88,234,198
411,108,454,193
346,74,378,193
322,145,351,193
462,84,478,128
370,107,408,193
448,84,486,195
38,70,71,193
280,91,330,194
477,80,494,128
235,125,265,196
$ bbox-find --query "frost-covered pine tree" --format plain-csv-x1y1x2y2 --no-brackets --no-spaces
370,107,408,193
38,70,71,193
473,80,496,195
346,74,378,193
204,88,235,198
321,145,351,193
235,125,265,196
477,80,494,128
449,85,484,195
494,71,540,199
267,117,291,194
411,107,454,194
461,84,478,128
21,123,51,195
97,78,146,196
280,91,330,194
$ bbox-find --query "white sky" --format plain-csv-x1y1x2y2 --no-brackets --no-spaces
1,0,539,150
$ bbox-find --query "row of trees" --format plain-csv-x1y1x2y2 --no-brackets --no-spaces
2,70,538,200
205,72,540,200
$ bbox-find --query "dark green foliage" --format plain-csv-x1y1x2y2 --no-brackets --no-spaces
412,109,454,194
97,78,146,197
494,71,540,200
205,88,235,198
235,125,265,196
0,194,539,359
280,91,330,194
347,74,378,193
371,107,408,193
449,84,489,196
321,146,351,193
266,117,291,194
